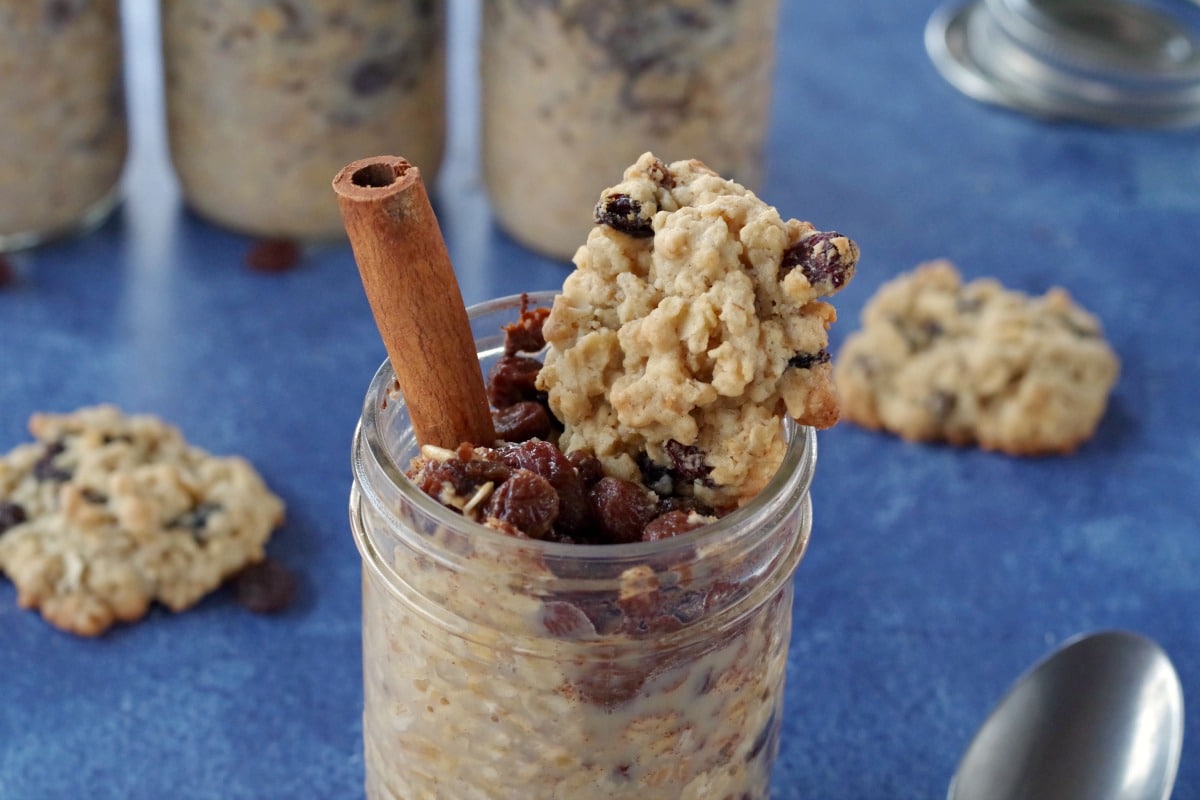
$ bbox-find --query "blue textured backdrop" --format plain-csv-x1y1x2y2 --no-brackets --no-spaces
2,2,1197,798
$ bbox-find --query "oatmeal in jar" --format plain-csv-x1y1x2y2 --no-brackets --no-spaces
349,153,857,797
161,0,445,240
353,292,814,799
482,0,781,259
0,0,127,251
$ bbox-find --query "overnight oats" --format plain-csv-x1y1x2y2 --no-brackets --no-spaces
161,0,445,240
347,154,859,797
481,0,780,259
0,0,127,251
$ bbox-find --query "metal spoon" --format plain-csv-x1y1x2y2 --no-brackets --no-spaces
949,630,1184,800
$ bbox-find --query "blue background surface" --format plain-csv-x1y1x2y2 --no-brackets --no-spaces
2,2,1198,798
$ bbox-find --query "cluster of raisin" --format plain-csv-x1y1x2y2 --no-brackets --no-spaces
410,439,712,545
407,298,718,544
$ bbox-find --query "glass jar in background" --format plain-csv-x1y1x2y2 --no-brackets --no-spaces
350,291,815,799
0,0,127,252
481,1,781,260
160,0,446,240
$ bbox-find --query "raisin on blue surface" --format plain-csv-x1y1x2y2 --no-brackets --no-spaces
234,558,297,614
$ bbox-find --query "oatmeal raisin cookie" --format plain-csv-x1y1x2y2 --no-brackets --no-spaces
0,405,285,635
834,260,1120,454
536,152,857,507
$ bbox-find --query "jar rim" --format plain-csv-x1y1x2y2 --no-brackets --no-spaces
355,290,818,564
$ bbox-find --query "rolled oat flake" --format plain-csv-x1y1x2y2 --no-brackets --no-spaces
925,0,1200,126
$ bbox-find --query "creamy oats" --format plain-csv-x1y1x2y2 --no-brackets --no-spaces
350,147,856,796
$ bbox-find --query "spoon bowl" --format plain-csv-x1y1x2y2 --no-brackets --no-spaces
949,630,1184,800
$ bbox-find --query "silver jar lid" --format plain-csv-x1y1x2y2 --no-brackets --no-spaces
926,0,1200,126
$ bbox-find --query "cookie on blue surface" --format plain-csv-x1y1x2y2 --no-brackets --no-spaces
834,260,1120,455
0,405,285,635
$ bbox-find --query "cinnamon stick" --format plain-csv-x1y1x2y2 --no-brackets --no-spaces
333,156,495,449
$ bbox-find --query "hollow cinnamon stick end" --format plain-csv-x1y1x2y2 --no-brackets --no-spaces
332,155,421,204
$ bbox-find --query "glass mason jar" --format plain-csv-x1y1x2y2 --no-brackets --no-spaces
350,291,816,799
160,0,446,240
481,1,781,260
0,0,127,251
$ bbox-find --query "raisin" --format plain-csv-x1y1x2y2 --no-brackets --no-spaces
781,231,856,294
33,442,71,483
539,601,595,638
486,354,543,408
569,666,647,707
554,483,591,539
787,350,832,370
636,450,674,495
233,558,297,614
0,255,17,290
272,1,304,37
587,477,657,544
492,401,553,442
0,502,28,535
594,193,654,238
169,502,224,539
620,596,683,636
44,0,80,29
892,316,943,350
502,300,550,355
348,59,394,96
656,495,706,516
487,469,559,539
246,238,301,273
499,440,588,536
80,488,107,504
642,510,704,542
665,440,713,486
498,439,567,480
659,587,707,625
567,450,605,486
571,597,628,633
